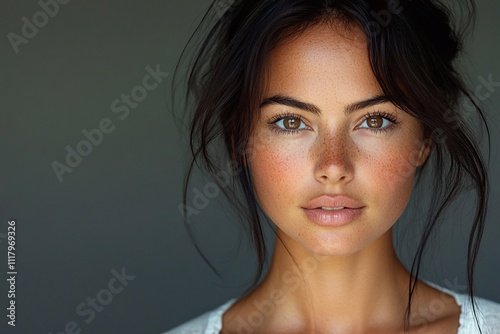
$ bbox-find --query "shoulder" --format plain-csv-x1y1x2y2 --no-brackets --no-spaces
427,281,500,333
163,299,237,334
163,311,211,334
459,295,500,333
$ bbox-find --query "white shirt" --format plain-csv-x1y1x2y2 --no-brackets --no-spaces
164,282,500,333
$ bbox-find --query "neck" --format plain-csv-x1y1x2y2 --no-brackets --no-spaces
251,229,413,332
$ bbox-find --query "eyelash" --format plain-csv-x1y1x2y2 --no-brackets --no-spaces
266,111,400,135
364,111,399,133
267,112,307,135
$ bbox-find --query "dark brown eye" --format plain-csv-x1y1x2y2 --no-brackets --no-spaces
283,117,301,129
367,116,383,128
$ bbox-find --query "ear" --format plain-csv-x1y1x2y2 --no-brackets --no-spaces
415,136,432,167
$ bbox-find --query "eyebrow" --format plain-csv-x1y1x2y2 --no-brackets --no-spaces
259,94,390,115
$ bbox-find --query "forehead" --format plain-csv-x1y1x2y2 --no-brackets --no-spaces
263,23,382,104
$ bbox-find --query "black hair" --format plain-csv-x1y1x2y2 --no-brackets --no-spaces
173,0,491,332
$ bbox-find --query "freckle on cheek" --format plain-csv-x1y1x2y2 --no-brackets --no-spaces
253,150,284,181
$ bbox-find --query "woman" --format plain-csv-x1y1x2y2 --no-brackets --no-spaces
167,0,500,332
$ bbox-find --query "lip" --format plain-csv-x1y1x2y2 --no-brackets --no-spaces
303,207,363,227
303,195,364,210
302,195,364,227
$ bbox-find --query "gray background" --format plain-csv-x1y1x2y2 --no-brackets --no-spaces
0,0,499,333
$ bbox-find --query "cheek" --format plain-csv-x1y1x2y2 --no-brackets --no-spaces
360,139,420,208
247,137,306,209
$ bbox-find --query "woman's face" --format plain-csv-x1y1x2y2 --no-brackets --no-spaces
247,23,431,256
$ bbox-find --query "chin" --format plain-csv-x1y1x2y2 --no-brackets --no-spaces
291,232,376,257
304,241,368,257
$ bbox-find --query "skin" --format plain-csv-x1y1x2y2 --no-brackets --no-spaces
221,22,461,333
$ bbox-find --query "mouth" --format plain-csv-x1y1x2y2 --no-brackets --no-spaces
302,194,364,226
303,206,363,227
318,206,346,211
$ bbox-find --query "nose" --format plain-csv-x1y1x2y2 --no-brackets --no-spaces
313,131,354,184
